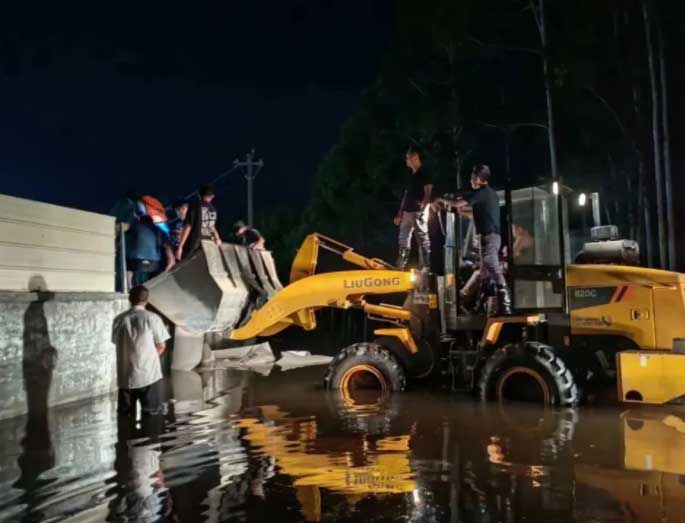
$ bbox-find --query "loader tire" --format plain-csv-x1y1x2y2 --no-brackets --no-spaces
478,342,580,406
324,343,406,404
373,336,438,380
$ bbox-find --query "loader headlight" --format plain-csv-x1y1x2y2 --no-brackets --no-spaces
409,270,418,283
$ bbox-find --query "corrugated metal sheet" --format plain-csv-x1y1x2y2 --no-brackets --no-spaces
0,193,115,292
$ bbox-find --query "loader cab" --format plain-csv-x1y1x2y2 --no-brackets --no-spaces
503,184,567,312
442,183,568,324
443,182,626,325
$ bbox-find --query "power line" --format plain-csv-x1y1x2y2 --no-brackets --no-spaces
183,164,241,200
233,149,264,226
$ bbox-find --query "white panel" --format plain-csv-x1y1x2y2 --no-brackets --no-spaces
0,194,114,236
0,244,113,272
0,221,114,254
0,193,116,292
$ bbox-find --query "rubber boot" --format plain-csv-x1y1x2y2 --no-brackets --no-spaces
496,284,512,316
396,248,411,271
418,246,431,273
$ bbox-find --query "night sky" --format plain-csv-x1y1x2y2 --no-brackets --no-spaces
0,2,394,216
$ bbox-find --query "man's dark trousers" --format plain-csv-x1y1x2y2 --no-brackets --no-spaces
479,233,506,287
118,380,163,416
478,232,512,315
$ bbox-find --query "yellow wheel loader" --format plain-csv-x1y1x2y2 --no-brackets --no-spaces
146,183,685,406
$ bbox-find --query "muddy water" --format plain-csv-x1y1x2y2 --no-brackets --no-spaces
1,366,685,523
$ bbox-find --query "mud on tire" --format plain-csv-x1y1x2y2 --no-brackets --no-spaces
324,342,407,400
478,342,580,406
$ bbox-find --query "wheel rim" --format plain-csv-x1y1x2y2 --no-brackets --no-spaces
496,366,551,404
340,364,389,406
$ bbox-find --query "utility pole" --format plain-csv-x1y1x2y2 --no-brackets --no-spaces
233,149,264,226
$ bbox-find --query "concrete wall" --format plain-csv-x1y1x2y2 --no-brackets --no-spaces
0,291,127,420
0,193,116,292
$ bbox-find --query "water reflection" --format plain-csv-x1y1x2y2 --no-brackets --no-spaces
575,409,685,523
109,416,170,522
3,366,685,522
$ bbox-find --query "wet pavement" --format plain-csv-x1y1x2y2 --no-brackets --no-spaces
1,365,685,522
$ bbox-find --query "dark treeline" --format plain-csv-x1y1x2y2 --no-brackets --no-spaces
264,0,684,274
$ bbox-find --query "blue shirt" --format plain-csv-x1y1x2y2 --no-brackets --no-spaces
127,219,167,262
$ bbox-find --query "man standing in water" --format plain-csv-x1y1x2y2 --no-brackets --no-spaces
112,286,170,416
394,145,432,271
439,165,512,315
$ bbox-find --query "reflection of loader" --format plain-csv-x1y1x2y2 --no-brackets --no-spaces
234,405,415,522
234,397,582,522
575,410,685,521
148,184,685,405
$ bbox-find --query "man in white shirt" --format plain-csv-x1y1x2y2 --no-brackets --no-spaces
112,286,170,416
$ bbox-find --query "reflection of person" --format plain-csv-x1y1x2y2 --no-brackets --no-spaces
233,220,265,250
112,286,170,416
176,184,221,260
486,436,508,465
110,416,171,522
394,145,432,271
438,165,511,315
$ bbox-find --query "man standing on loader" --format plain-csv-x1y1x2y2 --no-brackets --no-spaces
440,164,512,315
394,145,433,271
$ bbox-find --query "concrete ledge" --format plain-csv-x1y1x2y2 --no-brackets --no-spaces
0,291,125,302
0,291,127,420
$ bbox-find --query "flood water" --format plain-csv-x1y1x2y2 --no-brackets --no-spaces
2,364,685,523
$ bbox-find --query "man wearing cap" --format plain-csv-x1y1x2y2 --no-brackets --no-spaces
233,220,265,250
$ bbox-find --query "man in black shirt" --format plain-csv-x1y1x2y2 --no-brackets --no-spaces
394,145,432,271
440,165,511,315
233,220,265,250
176,184,222,260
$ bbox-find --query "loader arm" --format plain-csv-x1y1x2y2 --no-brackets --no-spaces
290,233,395,283
229,269,415,340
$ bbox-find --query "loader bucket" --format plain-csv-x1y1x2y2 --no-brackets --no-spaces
144,240,284,335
